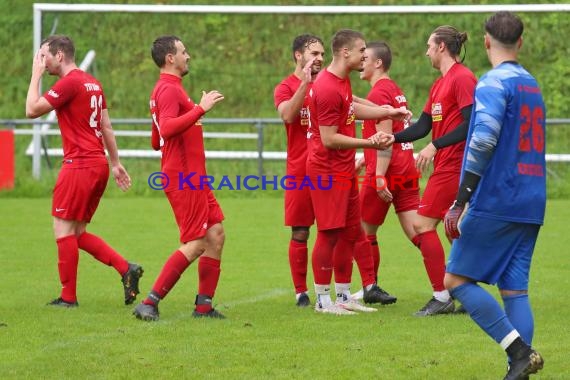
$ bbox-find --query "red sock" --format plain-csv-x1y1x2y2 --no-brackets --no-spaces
56,235,79,303
352,234,376,288
412,230,446,291
146,250,190,303
288,240,308,294
311,230,337,285
367,234,380,280
77,232,129,275
196,256,221,313
333,236,354,285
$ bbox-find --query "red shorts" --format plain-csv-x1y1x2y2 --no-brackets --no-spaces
419,170,460,220
360,180,420,226
166,188,225,243
52,164,109,222
310,177,360,231
284,178,314,227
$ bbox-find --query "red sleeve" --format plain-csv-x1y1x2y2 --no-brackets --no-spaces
157,86,205,140
274,81,293,109
43,76,77,109
151,123,161,151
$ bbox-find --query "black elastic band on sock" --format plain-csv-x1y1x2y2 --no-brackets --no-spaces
195,294,213,305
148,291,161,305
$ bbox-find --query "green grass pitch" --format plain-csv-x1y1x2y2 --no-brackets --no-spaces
0,196,568,379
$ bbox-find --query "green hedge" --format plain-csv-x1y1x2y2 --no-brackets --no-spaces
2,0,569,198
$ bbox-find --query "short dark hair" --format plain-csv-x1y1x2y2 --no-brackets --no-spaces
485,11,524,45
41,35,75,60
291,34,324,62
151,35,181,68
431,25,468,57
366,41,392,71
332,29,365,54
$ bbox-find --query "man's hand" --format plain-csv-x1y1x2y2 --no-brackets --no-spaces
390,106,413,123
301,57,316,84
199,90,225,112
112,164,132,192
369,131,395,150
444,201,467,240
31,49,46,78
415,142,437,172
376,176,393,203
355,156,365,174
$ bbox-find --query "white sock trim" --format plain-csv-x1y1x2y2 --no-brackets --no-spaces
433,290,451,302
500,330,520,350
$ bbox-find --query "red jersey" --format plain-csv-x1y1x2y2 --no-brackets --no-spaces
150,73,206,191
423,63,477,172
362,78,417,182
273,74,311,177
307,69,356,178
43,69,107,168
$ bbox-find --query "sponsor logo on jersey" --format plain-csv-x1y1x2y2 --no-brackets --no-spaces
346,102,356,125
432,102,443,122
395,95,407,104
300,107,310,126
47,89,59,98
83,83,101,92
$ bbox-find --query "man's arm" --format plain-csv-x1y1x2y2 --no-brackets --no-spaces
160,90,224,140
100,109,131,191
276,58,314,124
26,50,53,118
320,124,392,150
416,105,472,172
432,105,472,149
374,119,394,202
353,95,376,107
354,102,412,123
393,112,432,143
444,82,504,239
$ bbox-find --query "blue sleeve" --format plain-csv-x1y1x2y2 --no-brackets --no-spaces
464,75,506,176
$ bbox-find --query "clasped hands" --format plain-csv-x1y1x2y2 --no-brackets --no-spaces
368,131,394,150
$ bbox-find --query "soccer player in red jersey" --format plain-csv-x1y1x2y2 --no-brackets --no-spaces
352,41,421,304
308,29,412,315
273,34,325,307
393,26,477,316
26,35,142,308
133,35,226,321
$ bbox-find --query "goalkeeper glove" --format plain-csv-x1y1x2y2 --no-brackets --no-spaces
444,200,467,240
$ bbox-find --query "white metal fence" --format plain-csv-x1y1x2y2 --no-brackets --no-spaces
1,118,569,179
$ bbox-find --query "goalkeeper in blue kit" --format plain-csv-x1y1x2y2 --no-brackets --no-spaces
443,11,546,380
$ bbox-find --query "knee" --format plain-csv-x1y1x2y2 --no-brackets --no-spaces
444,273,463,291
53,218,78,239
211,227,225,249
206,224,225,258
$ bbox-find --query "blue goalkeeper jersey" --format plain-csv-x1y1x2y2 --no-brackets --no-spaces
462,61,546,225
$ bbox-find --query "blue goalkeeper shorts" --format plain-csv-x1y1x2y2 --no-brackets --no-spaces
446,213,540,290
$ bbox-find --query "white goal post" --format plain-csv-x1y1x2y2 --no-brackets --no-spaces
32,3,570,58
